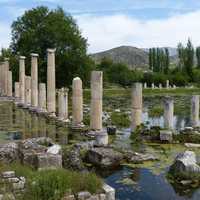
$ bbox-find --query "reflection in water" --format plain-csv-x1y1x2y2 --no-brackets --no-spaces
106,167,200,200
0,101,70,145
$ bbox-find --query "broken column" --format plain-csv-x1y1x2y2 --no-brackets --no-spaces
64,89,69,122
38,83,47,112
72,77,83,127
19,56,26,104
164,97,174,129
58,88,65,120
166,80,169,89
31,53,39,107
191,95,199,127
25,76,31,106
47,49,56,116
143,82,147,89
90,71,103,130
14,82,20,99
131,83,143,131
7,71,12,97
151,83,155,89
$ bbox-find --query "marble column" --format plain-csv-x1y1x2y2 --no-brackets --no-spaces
72,77,83,127
90,71,103,130
58,88,65,120
151,83,155,89
25,76,31,106
0,64,3,94
15,82,20,99
166,80,169,89
19,56,26,104
47,49,56,115
38,83,46,112
191,95,199,127
31,53,39,107
164,97,174,129
159,83,162,89
131,83,143,131
143,82,147,89
7,71,12,97
4,58,9,96
64,89,69,121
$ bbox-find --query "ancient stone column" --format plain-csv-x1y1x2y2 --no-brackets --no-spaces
159,83,162,89
143,82,147,89
151,83,155,89
47,49,56,115
131,83,143,131
31,53,39,107
38,83,46,112
4,58,9,96
164,97,174,129
64,89,69,121
0,64,3,94
58,88,65,120
191,95,199,127
19,56,26,104
90,71,103,130
25,76,31,106
166,80,169,89
7,71,12,97
72,77,83,127
15,82,20,98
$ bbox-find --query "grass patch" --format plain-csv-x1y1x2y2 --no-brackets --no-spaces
0,162,102,200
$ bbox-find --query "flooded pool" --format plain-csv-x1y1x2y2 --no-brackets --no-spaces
0,95,199,200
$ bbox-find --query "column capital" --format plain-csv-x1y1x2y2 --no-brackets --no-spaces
47,48,56,53
19,56,26,60
30,53,39,57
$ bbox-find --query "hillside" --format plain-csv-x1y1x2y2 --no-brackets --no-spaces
91,46,149,70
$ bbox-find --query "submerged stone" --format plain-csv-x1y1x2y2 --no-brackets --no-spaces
86,147,123,168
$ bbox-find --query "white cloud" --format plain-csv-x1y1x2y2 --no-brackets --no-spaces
76,10,200,53
0,22,11,49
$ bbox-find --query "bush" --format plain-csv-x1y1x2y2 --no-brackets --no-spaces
111,112,130,127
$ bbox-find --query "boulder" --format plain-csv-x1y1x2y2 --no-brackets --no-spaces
160,130,173,142
170,151,200,178
86,147,123,168
0,142,19,163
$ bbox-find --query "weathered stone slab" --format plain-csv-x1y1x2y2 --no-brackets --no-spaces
160,130,173,142
86,147,123,168
185,143,200,148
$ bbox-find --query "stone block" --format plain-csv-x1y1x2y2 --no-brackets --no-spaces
160,130,173,142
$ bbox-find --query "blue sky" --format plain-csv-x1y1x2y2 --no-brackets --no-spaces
1,0,200,52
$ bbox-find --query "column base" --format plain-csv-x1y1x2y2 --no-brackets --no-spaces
71,122,85,130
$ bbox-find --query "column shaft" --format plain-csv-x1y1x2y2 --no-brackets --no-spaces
131,82,143,130
164,97,174,129
25,76,31,106
31,54,39,107
47,49,56,114
90,71,103,130
19,56,26,104
39,83,47,111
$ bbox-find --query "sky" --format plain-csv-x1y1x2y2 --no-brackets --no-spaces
1,0,200,53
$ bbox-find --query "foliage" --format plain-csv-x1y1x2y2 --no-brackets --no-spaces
0,162,102,200
149,47,170,73
110,111,130,127
10,6,94,87
174,133,200,144
196,46,200,68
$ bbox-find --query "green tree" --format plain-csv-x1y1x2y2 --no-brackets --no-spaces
164,48,169,74
196,47,200,68
10,6,93,87
184,39,194,79
177,43,184,71
149,48,153,70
